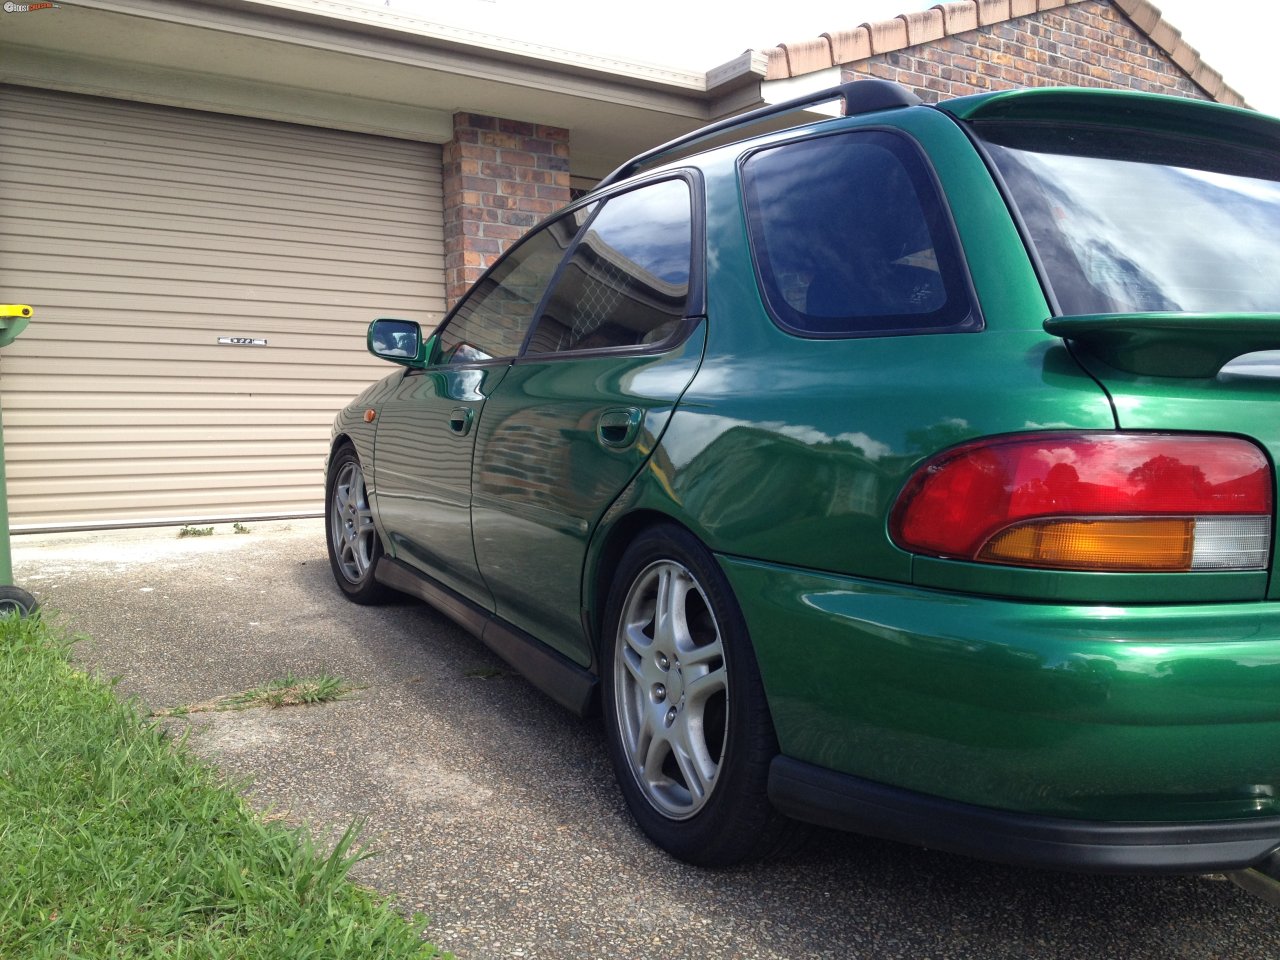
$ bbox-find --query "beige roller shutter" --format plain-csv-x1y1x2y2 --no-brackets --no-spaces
0,86,445,530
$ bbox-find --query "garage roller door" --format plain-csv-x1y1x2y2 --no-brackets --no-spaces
0,86,445,530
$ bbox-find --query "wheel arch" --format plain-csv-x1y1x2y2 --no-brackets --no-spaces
584,508,707,668
592,507,804,864
324,438,393,604
325,425,387,555
329,431,354,460
328,425,373,470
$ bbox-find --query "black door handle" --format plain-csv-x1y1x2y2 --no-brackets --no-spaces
597,407,642,448
449,407,475,436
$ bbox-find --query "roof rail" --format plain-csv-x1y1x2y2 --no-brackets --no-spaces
595,79,922,190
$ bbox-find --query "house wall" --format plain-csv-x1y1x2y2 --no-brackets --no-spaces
842,1,1207,102
443,113,572,308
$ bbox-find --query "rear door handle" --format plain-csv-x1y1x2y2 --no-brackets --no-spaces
597,407,643,448
449,406,475,436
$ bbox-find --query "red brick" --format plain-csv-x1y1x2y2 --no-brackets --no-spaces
529,168,562,186
536,153,571,172
443,110,571,307
458,113,496,130
499,180,537,198
481,223,524,241
499,118,537,136
481,162,517,180
478,131,520,150
500,211,537,228
536,124,570,141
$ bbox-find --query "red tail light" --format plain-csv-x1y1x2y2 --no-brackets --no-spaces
890,433,1272,572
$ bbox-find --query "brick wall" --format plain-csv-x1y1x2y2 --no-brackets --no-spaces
843,1,1206,102
441,113,571,307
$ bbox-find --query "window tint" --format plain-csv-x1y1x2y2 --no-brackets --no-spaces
976,122,1280,316
439,212,586,363
742,130,977,336
524,179,692,354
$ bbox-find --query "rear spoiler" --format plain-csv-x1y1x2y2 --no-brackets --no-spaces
1044,313,1280,378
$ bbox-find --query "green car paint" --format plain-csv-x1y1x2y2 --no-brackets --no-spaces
330,81,1280,874
722,556,1280,822
469,324,707,666
1045,313,1280,378
373,360,510,604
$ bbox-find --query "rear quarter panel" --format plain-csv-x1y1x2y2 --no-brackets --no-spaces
629,107,1116,584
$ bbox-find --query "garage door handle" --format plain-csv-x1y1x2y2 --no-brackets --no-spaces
449,407,474,436
598,408,642,448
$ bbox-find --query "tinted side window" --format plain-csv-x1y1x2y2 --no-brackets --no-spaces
524,179,692,355
742,130,978,337
439,212,585,363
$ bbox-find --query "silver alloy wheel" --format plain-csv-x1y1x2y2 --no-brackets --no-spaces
613,559,729,820
330,459,377,584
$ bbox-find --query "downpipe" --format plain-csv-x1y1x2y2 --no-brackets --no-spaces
1228,851,1280,907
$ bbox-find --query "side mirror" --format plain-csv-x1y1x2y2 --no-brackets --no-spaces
367,318,435,368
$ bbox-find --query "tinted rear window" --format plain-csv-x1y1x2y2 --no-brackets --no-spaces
741,129,979,337
976,121,1280,316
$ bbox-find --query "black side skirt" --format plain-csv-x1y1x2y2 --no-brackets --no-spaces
376,557,597,716
768,755,1280,875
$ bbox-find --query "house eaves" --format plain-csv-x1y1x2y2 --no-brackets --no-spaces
0,0,766,177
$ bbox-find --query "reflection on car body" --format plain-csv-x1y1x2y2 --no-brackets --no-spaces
325,80,1280,892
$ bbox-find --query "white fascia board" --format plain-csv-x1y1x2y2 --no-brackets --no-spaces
54,0,717,119
1,45,455,142
705,49,770,93
240,0,712,91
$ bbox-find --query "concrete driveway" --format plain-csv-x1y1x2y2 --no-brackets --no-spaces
13,519,1280,959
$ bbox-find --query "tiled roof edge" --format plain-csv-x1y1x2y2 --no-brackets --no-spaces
761,0,1249,107
762,0,1083,79
1111,0,1246,106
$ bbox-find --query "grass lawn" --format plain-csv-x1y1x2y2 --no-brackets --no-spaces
0,614,446,958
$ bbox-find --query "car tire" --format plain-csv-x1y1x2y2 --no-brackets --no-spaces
325,444,391,605
601,523,802,866
0,585,38,617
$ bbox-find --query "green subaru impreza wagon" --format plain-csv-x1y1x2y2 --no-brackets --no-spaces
326,79,1280,887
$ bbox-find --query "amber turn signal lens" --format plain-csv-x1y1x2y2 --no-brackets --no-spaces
979,518,1195,571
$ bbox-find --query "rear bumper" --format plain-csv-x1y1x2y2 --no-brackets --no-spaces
721,556,1280,848
769,755,1280,874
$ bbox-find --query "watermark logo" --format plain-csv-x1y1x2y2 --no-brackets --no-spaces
3,1,61,11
